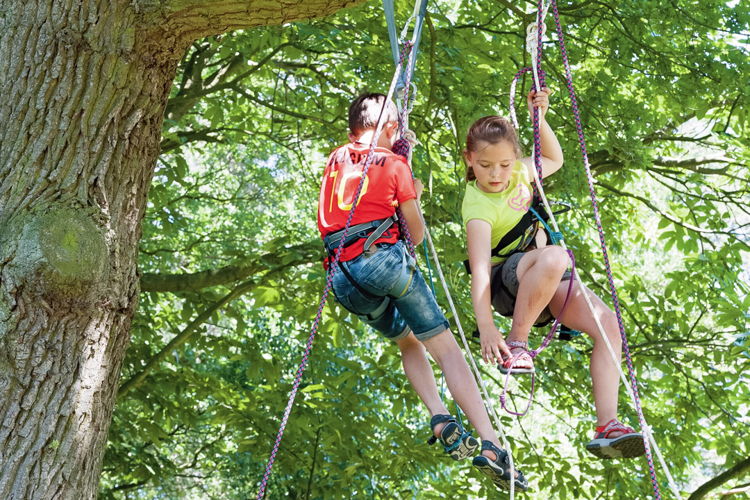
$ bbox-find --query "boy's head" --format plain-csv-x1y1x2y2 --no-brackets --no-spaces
348,93,399,148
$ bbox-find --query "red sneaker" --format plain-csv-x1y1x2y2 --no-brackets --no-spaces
586,419,646,459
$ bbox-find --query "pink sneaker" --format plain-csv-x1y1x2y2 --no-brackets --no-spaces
497,340,535,375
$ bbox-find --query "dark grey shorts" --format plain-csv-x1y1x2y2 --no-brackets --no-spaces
490,252,572,326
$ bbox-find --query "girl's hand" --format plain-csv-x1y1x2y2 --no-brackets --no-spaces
527,87,551,120
479,324,511,364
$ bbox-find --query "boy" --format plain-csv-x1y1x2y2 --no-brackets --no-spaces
317,93,528,491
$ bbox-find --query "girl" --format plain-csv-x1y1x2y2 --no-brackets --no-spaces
461,88,645,459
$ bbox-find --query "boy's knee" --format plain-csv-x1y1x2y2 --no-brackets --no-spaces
396,330,419,349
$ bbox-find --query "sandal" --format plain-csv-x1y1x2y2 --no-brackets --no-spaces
586,418,646,459
498,340,535,375
427,414,479,460
472,440,529,491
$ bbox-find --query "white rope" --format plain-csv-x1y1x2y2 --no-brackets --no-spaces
423,227,517,499
390,7,518,496
525,1,551,93
523,13,682,498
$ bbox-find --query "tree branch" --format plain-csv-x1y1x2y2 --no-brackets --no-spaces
119,278,257,397
165,42,294,123
140,241,319,292
688,456,750,500
142,0,367,42
596,180,750,250
232,85,335,124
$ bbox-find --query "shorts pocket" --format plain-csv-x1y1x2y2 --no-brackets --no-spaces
358,245,407,295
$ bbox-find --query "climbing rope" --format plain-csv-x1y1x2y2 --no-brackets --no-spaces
257,1,447,496
423,229,519,499
498,251,576,417
508,1,682,497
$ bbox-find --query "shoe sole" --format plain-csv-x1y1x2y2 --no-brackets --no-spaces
586,433,646,459
442,425,479,460
472,456,529,491
497,363,535,375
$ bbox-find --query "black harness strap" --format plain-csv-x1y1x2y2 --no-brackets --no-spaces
323,215,398,254
464,199,549,275
491,198,549,258
324,214,400,309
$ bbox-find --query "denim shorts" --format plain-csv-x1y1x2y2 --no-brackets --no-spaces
331,241,449,341
490,251,572,326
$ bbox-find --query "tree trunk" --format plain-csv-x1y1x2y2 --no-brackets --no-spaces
0,1,361,498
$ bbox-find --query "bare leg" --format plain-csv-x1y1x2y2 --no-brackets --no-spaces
548,280,624,434
396,332,449,427
507,246,569,343
421,330,502,461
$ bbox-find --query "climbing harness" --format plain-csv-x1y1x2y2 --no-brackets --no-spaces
322,215,398,256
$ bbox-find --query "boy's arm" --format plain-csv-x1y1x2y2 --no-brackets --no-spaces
466,219,512,363
521,87,564,178
398,178,425,245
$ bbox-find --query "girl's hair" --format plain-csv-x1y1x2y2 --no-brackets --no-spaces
464,116,521,181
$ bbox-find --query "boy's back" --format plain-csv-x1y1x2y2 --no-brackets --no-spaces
317,143,415,261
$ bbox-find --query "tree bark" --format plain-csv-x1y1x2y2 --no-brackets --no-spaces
0,1,361,498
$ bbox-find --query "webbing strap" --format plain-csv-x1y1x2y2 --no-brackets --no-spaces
383,0,400,66
383,0,428,88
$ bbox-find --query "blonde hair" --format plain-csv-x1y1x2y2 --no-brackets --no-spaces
464,116,522,181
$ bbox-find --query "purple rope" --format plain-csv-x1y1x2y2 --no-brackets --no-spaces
546,0,662,496
257,36,420,500
256,134,388,500
395,41,418,259
531,0,548,190
499,1,559,418
499,250,576,416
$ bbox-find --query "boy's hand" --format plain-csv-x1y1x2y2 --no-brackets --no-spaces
392,129,419,159
401,129,419,146
413,178,424,200
479,324,511,364
527,87,551,120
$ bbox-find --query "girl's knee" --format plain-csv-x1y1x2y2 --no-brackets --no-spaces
538,246,569,275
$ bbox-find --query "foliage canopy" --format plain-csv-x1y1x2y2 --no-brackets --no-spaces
102,1,749,498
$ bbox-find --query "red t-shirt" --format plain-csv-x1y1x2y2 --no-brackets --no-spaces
317,144,417,262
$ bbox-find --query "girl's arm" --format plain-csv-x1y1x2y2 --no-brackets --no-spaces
466,219,512,364
521,87,564,178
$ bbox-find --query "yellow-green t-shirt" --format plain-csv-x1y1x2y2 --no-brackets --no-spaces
461,161,537,265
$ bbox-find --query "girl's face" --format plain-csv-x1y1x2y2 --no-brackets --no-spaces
465,140,517,193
